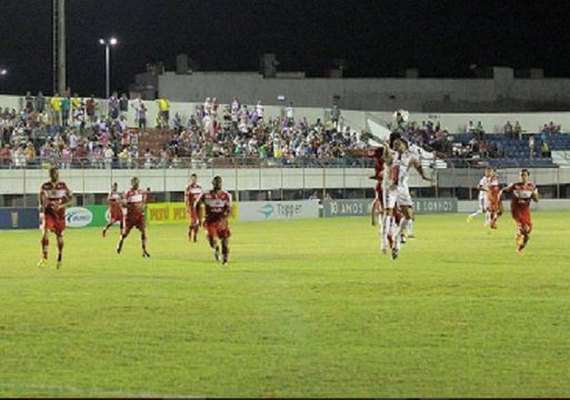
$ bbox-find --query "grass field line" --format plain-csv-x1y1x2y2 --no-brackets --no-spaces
0,381,205,398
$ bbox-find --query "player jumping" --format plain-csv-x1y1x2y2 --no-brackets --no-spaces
384,137,433,260
38,167,73,269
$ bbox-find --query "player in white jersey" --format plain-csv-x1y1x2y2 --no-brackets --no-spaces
467,167,493,225
383,137,433,259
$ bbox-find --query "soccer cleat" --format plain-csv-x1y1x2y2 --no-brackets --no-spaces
56,261,62,270
116,242,123,254
37,258,47,267
466,216,472,223
102,229,107,238
516,245,525,255
221,260,228,268
391,247,399,260
408,233,416,239
214,246,220,262
142,250,151,258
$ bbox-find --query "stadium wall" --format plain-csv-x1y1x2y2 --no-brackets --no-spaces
1,167,569,197
0,167,434,196
150,69,570,112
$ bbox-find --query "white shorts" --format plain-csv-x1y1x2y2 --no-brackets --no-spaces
478,195,488,211
384,185,413,209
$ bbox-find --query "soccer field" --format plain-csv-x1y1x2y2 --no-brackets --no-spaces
0,211,569,398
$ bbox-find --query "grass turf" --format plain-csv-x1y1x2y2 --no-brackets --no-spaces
0,211,569,397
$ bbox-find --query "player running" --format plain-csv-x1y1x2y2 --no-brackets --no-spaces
102,182,124,237
467,167,493,225
384,137,433,259
195,175,233,267
38,167,73,269
499,169,539,254
116,177,150,257
184,173,203,243
485,169,503,229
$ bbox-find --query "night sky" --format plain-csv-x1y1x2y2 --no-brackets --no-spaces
1,0,569,97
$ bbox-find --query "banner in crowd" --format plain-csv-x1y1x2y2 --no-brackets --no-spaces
147,202,239,224
238,200,320,221
321,198,458,217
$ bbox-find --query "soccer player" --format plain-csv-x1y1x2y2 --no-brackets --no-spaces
184,173,203,243
467,167,493,225
195,175,232,266
347,145,387,251
500,169,539,254
116,177,150,257
38,167,73,269
384,137,433,259
348,142,406,254
485,169,503,229
102,182,123,237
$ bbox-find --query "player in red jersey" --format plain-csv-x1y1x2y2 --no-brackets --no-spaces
195,175,232,266
102,182,124,237
485,169,503,229
500,169,539,254
116,177,150,257
347,144,391,252
37,167,73,269
184,173,203,243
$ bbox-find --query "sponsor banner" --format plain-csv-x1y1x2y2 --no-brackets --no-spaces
0,207,40,229
64,205,109,228
238,200,320,221
414,198,458,214
147,202,238,225
321,199,372,217
322,198,458,217
65,207,94,228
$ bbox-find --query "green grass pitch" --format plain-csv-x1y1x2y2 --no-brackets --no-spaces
0,211,569,398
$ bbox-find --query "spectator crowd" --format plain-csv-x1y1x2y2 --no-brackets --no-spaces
0,91,566,169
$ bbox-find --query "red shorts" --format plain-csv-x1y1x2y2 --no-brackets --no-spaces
188,208,199,227
109,207,124,223
204,219,231,239
43,212,66,235
124,211,145,233
513,213,532,233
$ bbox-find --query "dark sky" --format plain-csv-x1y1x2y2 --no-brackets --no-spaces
1,0,569,97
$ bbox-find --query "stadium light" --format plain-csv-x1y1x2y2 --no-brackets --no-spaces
99,37,119,98
0,68,7,76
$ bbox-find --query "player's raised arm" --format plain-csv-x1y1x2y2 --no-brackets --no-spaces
412,158,432,182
